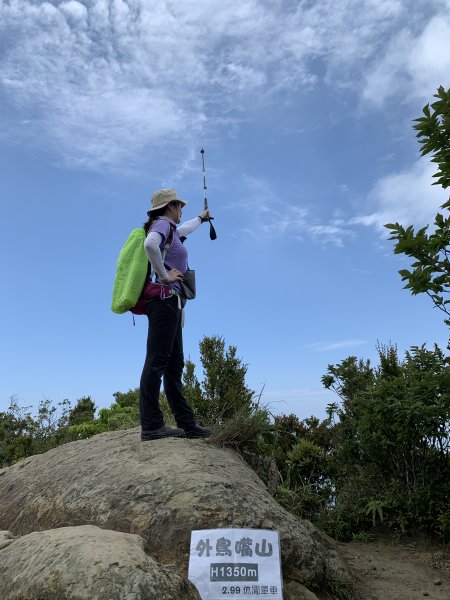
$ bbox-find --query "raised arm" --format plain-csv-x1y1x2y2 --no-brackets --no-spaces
177,210,212,238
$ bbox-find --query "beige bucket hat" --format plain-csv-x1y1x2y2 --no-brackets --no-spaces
147,188,188,215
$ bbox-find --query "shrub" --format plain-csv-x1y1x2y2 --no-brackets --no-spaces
322,343,450,539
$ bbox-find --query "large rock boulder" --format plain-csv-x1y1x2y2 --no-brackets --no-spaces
0,428,354,598
0,525,200,600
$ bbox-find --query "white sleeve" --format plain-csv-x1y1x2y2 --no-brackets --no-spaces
143,231,169,281
177,216,202,238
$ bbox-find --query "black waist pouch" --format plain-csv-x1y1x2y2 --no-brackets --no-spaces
180,269,196,300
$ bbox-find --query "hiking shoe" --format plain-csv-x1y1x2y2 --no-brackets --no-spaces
141,425,185,441
184,425,212,438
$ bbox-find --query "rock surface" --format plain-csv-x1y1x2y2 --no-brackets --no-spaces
0,428,354,598
284,581,321,599
0,525,201,600
0,529,14,550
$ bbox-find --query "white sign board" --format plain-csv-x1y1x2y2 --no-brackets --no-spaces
188,528,283,600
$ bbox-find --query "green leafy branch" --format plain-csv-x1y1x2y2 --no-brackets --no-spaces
385,86,450,326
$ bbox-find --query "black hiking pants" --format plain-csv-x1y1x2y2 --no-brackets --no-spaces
139,294,196,431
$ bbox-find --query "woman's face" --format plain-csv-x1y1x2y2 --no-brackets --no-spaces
167,201,183,224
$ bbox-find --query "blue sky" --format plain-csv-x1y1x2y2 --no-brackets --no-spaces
1,0,450,420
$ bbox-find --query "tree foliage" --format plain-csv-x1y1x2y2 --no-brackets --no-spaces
385,86,450,324
0,396,72,466
68,396,96,426
322,343,450,539
274,343,450,542
0,396,35,467
183,335,256,424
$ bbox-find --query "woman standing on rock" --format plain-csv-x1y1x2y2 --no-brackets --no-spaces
140,188,212,441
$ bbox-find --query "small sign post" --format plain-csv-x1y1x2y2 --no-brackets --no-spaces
188,528,283,600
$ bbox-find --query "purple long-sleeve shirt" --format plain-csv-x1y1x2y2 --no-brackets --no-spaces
144,216,201,293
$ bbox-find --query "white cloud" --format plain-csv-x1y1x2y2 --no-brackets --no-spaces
235,176,310,239
363,12,450,105
352,159,448,233
407,16,450,96
305,340,369,352
0,0,448,170
60,1,88,22
233,175,355,245
307,223,355,248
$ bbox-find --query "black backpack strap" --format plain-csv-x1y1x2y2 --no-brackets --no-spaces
167,223,175,247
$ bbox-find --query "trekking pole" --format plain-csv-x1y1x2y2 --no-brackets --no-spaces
200,147,217,240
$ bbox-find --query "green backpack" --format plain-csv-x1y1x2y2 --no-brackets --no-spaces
111,228,148,314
